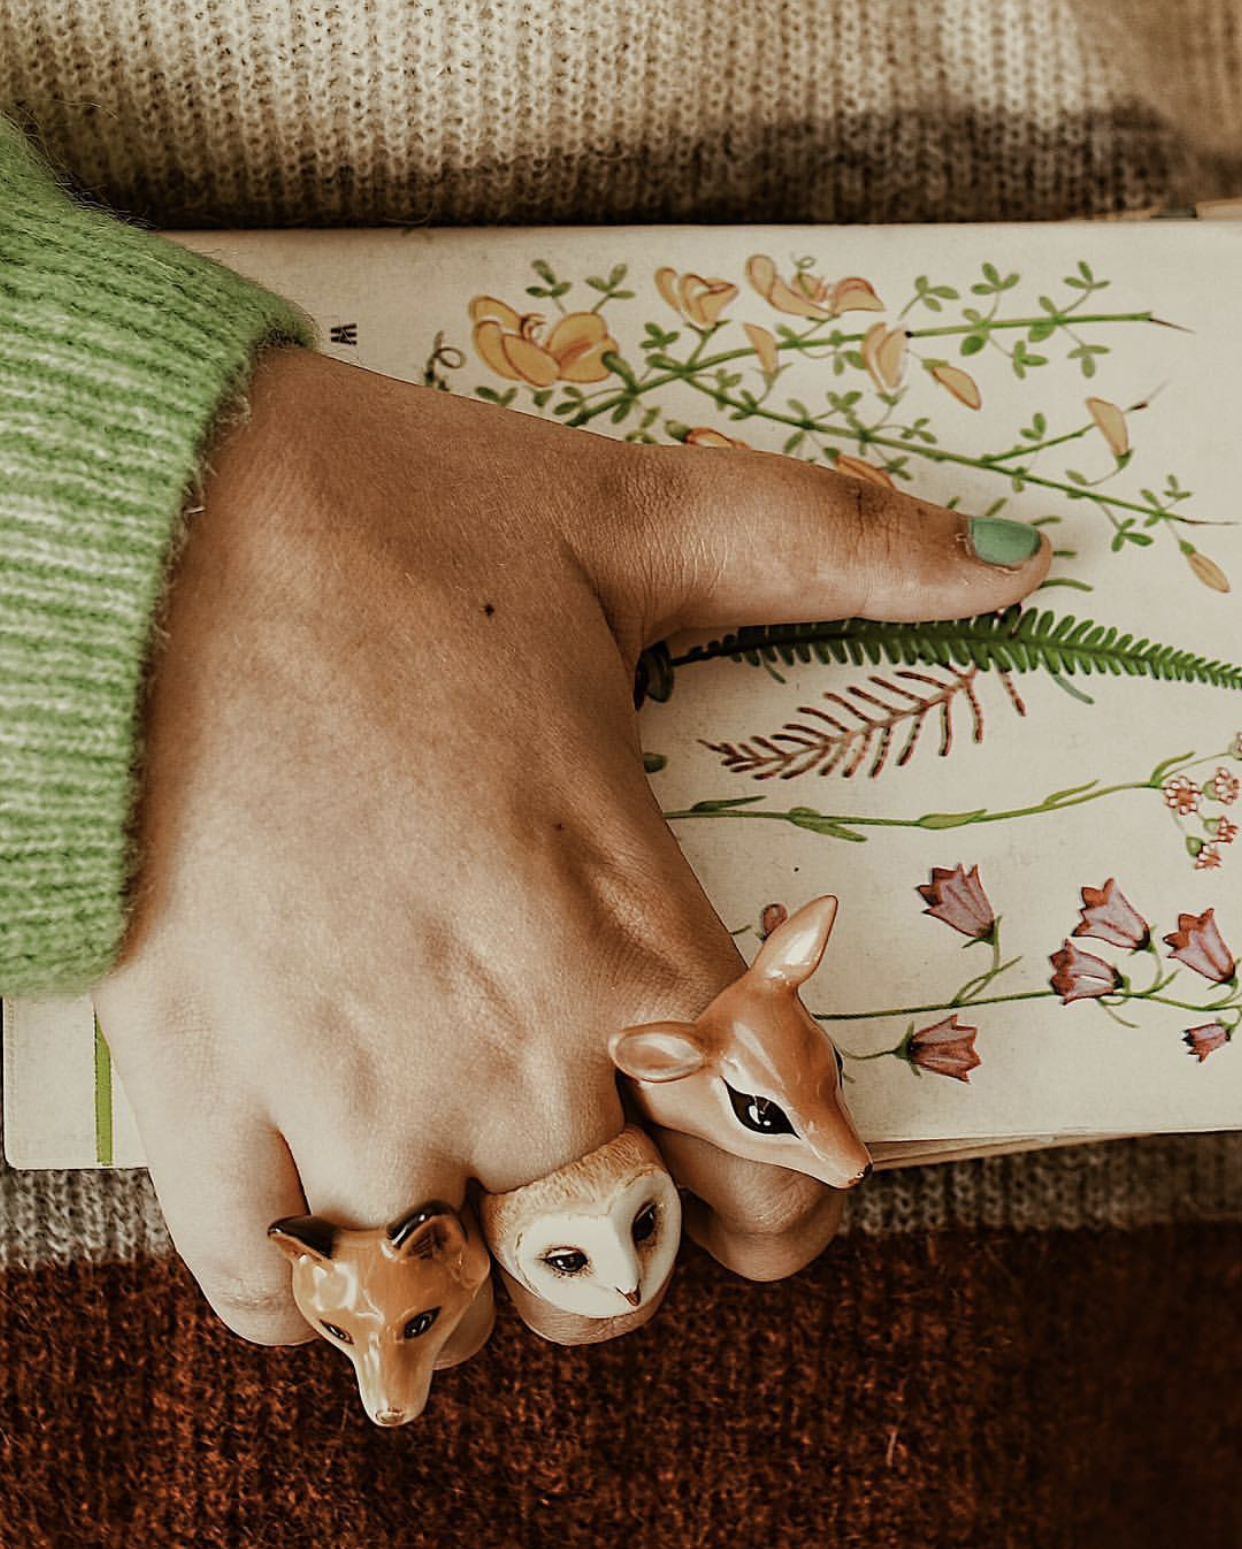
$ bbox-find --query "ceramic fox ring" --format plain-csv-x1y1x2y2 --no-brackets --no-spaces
268,1200,494,1428
480,1123,681,1323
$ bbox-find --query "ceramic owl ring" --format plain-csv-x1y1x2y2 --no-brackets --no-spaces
480,1123,681,1330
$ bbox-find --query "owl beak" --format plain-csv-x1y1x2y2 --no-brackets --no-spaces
618,1286,642,1308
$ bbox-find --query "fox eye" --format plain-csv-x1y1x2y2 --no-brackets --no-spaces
833,1044,845,1078
631,1202,658,1245
404,1307,440,1340
724,1080,796,1136
319,1320,354,1345
543,1249,589,1276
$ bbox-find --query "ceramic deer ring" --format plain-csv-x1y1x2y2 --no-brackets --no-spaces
268,1199,494,1428
480,1123,681,1336
609,894,873,1189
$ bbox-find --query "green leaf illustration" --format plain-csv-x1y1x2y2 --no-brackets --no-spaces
647,606,1242,697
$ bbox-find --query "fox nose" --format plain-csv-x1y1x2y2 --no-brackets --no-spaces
374,1409,408,1427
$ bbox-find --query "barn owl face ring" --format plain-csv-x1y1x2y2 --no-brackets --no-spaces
480,1125,681,1319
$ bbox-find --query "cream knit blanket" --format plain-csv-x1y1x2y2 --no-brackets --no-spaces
1,0,1240,228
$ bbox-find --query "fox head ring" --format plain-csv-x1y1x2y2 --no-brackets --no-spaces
268,1200,494,1428
609,894,873,1189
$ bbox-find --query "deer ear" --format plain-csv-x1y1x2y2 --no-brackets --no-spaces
387,1202,466,1261
750,895,839,989
268,1214,338,1265
609,1021,707,1082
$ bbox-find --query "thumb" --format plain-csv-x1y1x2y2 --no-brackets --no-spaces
597,441,1052,640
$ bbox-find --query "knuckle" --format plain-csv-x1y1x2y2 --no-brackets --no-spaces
730,1168,833,1238
197,1269,308,1346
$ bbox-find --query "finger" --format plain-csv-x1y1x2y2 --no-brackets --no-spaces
584,438,1053,642
478,1123,682,1342
132,1099,318,1346
652,1125,846,1282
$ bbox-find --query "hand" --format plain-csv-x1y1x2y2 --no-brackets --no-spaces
92,345,1050,1350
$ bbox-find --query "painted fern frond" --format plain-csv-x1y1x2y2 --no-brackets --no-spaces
706,665,1028,779
636,605,1242,703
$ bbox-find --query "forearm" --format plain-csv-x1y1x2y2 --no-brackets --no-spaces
0,113,320,997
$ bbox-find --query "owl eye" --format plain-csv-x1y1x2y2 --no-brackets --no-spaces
403,1307,440,1340
724,1079,796,1136
319,1320,355,1345
631,1202,658,1245
542,1249,589,1276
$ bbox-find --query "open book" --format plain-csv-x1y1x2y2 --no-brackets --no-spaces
5,215,1241,1169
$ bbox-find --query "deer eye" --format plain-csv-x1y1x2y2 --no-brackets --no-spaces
404,1307,440,1339
319,1320,354,1345
724,1080,796,1136
631,1202,658,1245
543,1249,589,1276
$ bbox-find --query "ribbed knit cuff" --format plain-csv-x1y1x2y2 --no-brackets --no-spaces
0,115,321,997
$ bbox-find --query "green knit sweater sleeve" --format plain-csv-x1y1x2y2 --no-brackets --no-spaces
0,115,320,999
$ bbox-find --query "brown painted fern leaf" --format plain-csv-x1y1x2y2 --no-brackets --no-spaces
703,666,1027,779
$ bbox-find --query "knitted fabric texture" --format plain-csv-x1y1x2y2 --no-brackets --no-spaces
0,114,319,997
2,0,1241,230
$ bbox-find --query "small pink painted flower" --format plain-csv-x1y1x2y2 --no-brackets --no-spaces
903,1015,981,1082
1215,816,1239,846
1163,775,1201,815
916,864,996,941
759,903,788,940
1183,1022,1231,1062
1195,844,1224,871
1049,941,1121,1003
1208,767,1240,805
1163,909,1236,983
1071,879,1150,951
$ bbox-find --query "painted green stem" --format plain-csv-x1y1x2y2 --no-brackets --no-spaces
661,752,1228,838
815,986,1238,1023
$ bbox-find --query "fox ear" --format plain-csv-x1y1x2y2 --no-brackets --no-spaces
268,1214,338,1265
750,895,839,989
387,1202,466,1261
610,1021,707,1082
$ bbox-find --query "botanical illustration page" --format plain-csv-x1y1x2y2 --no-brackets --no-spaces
4,220,1240,1166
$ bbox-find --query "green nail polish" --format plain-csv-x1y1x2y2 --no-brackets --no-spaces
968,515,1041,567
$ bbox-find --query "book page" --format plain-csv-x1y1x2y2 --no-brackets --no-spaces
5,221,1240,1166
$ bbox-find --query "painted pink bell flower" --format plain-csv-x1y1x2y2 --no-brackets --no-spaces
1183,1023,1232,1063
1215,817,1238,846
1071,879,1150,951
1049,941,1121,1003
759,902,788,940
1194,844,1224,871
1163,909,1237,983
902,1015,981,1082
916,864,996,941
1209,767,1239,805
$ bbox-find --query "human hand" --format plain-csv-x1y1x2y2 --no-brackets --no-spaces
91,346,1049,1379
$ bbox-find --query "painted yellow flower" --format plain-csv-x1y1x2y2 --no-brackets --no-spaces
655,268,738,326
746,255,884,319
833,453,895,489
930,363,982,410
469,295,618,385
1181,541,1231,593
1086,397,1129,458
743,322,779,375
684,426,751,449
862,324,908,392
